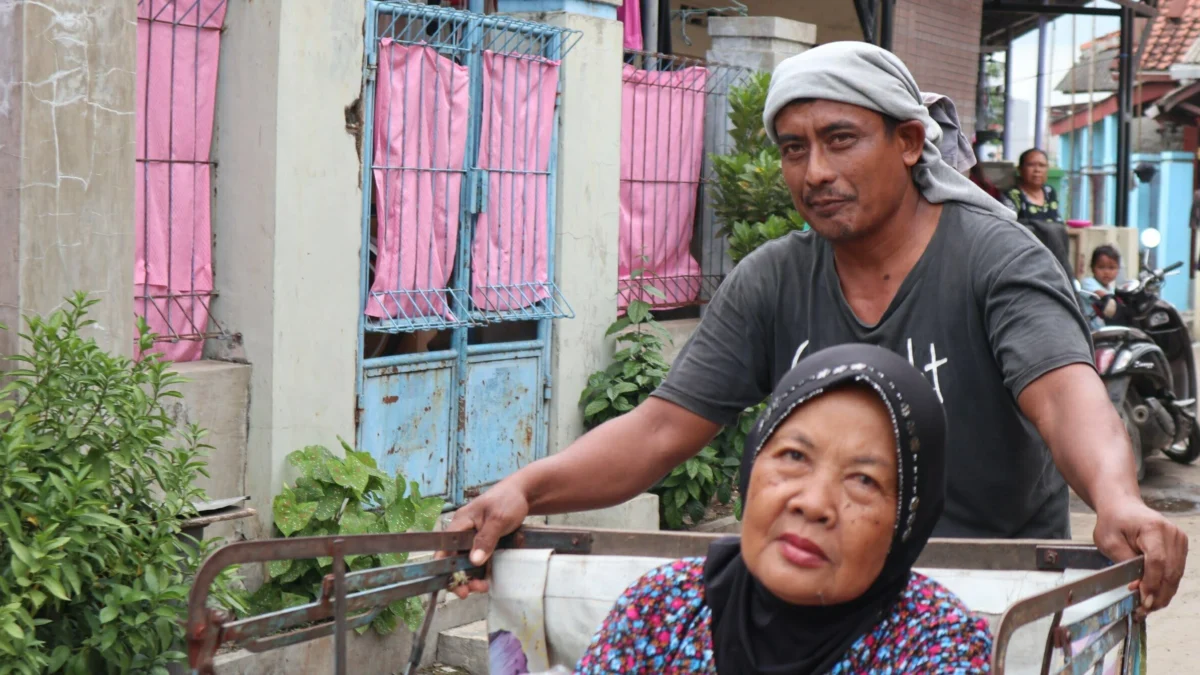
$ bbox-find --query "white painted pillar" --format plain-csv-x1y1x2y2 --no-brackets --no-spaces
498,1,624,456
0,0,136,358
212,0,364,533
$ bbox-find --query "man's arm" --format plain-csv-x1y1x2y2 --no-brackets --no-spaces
518,398,720,516
1019,364,1188,613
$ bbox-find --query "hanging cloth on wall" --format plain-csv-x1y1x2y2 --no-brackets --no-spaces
617,0,644,51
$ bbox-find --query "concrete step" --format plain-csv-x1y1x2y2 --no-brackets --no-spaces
437,620,488,675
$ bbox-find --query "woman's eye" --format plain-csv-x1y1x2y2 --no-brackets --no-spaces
851,474,879,489
783,449,806,463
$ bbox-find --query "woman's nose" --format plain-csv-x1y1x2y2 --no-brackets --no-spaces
786,480,838,525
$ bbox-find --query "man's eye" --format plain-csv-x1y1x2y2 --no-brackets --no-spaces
830,134,855,146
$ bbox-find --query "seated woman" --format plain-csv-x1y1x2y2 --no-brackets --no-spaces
575,344,992,674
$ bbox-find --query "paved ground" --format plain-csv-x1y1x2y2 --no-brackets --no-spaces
1069,454,1200,672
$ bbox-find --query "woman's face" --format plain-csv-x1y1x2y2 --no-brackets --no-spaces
1093,254,1120,287
740,387,899,606
1019,151,1048,189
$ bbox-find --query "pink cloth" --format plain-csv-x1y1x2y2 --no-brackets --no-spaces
618,64,708,309
135,0,226,362
368,42,471,323
617,0,644,52
470,51,560,312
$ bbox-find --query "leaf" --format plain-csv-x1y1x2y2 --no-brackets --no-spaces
642,285,667,300
371,608,399,635
267,559,293,580
48,645,71,672
627,301,650,324
99,606,118,624
339,505,378,536
384,499,415,533
415,496,443,532
313,491,347,521
2,622,22,640
674,489,688,509
397,596,425,632
287,446,335,482
8,540,34,567
327,455,370,495
281,593,310,609
583,399,610,418
42,577,70,601
273,489,319,537
604,317,632,337
687,480,701,502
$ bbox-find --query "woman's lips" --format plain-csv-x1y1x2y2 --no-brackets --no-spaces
777,533,830,569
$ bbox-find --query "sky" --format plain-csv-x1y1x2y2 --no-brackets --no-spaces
996,4,1120,160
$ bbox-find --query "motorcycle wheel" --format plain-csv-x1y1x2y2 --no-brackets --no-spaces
1163,415,1200,465
1121,402,1145,481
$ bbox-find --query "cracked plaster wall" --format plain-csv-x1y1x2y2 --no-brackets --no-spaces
0,0,136,358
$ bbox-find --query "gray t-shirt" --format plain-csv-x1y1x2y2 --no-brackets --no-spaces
654,201,1094,539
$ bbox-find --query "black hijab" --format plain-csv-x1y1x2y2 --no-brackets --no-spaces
703,343,947,675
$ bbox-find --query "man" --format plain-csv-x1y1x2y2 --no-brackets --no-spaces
447,42,1187,613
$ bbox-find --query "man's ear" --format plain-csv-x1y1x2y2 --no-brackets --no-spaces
894,120,926,168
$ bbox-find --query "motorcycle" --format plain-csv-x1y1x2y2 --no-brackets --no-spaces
1078,228,1200,480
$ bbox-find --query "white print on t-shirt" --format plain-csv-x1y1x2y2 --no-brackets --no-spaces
791,340,810,368
790,338,947,404
907,338,948,404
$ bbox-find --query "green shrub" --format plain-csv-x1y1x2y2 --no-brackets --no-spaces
247,443,444,636
0,293,242,675
578,295,672,431
710,71,807,261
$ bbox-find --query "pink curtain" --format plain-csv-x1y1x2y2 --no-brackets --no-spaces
618,65,708,309
470,51,560,312
135,0,226,362
617,0,644,52
368,42,471,323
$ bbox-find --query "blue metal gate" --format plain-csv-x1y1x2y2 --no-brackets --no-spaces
357,2,580,506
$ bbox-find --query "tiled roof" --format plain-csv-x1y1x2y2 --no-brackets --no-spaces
1141,0,1200,71
1056,47,1119,93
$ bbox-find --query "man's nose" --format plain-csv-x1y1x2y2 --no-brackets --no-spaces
805,145,837,187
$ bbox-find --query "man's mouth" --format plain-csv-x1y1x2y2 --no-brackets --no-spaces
808,199,849,216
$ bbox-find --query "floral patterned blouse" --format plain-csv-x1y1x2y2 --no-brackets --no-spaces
575,558,992,675
1002,184,1061,223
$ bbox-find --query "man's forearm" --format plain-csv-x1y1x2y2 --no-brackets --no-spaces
509,399,720,516
1020,364,1141,512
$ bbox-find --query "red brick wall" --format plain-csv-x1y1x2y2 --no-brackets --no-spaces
891,0,983,138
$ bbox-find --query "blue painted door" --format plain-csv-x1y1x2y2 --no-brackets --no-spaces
355,2,578,506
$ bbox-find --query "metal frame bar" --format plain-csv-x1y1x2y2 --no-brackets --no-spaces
188,528,1145,674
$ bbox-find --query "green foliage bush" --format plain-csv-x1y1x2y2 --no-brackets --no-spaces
710,71,807,261
247,443,444,636
0,293,241,675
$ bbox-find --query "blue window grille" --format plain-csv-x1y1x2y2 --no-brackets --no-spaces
617,50,751,309
361,2,581,335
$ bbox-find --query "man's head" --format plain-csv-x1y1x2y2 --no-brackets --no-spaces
775,98,926,242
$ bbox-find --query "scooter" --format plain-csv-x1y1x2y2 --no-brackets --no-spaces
1079,228,1200,479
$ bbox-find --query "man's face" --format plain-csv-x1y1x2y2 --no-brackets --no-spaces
775,100,921,243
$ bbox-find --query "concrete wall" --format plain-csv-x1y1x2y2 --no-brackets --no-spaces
0,0,136,358
211,0,363,532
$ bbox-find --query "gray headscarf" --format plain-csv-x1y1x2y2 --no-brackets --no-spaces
763,41,1014,220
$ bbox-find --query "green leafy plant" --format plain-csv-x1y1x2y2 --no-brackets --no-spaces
0,293,241,675
579,291,672,431
248,443,444,636
710,71,807,261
